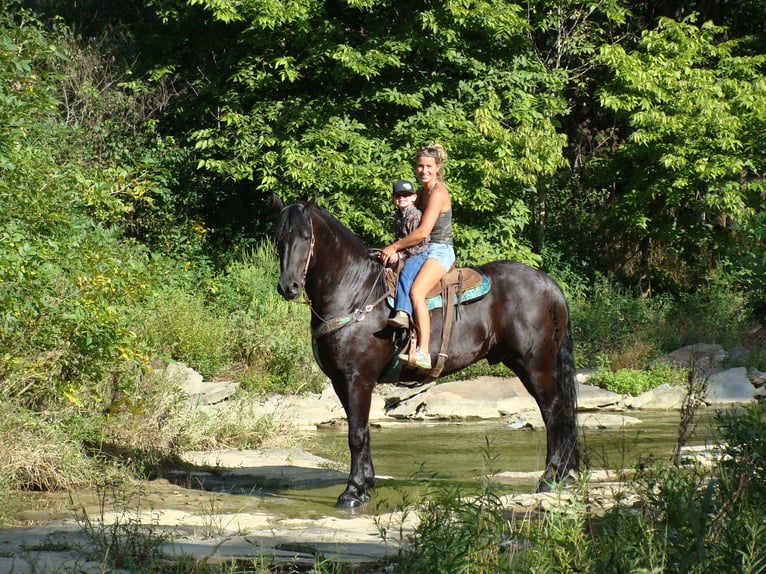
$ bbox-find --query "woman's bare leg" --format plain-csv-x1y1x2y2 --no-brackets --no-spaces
410,258,447,355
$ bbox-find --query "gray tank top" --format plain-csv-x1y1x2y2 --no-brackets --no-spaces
429,209,453,245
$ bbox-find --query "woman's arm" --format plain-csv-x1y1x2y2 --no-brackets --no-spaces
379,184,449,264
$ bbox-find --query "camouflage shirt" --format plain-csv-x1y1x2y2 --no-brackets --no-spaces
394,204,428,258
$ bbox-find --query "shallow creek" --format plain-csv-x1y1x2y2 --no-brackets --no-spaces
18,410,719,527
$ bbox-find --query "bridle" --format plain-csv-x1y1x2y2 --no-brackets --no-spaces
300,219,316,287
297,213,392,338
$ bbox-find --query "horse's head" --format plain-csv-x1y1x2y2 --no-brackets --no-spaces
274,195,315,300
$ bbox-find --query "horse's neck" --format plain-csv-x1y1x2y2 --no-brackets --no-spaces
306,218,382,313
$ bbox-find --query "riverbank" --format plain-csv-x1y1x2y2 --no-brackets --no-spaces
0,435,722,574
2,342,763,573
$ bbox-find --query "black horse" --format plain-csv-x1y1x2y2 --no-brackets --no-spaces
274,196,579,508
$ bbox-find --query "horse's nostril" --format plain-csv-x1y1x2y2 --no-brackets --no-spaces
277,281,300,300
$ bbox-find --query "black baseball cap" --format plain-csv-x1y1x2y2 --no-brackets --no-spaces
393,180,415,195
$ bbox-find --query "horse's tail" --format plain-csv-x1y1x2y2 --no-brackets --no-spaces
554,319,580,471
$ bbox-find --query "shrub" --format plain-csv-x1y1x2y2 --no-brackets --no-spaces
395,471,514,573
588,361,689,395
569,277,673,369
673,273,750,349
138,286,233,380
0,403,99,492
211,243,326,395
586,403,766,572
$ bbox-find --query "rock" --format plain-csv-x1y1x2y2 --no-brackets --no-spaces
575,367,602,384
180,448,346,488
186,381,241,406
705,367,756,404
576,383,624,410
379,382,436,408
165,361,203,385
749,369,766,388
657,343,727,373
624,384,688,410
504,410,641,431
727,346,750,365
165,362,240,405
419,391,503,420
386,396,426,419
385,377,540,420
505,409,544,429
272,394,346,429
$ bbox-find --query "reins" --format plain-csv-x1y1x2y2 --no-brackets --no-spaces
300,216,393,338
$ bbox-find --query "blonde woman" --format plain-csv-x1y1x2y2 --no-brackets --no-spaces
378,144,455,370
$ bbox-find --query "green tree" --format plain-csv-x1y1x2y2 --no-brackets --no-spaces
590,16,766,292
148,0,579,265
0,4,157,409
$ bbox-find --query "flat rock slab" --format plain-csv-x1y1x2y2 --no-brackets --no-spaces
576,383,624,410
505,411,642,431
384,377,629,420
624,384,688,410
180,448,347,489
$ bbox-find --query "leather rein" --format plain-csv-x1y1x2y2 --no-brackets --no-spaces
300,219,392,338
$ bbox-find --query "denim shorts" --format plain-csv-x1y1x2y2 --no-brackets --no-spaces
425,242,456,272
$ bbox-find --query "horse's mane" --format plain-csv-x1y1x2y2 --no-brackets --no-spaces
276,200,377,263
312,204,373,256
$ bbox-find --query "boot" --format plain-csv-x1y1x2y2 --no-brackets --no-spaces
387,311,410,328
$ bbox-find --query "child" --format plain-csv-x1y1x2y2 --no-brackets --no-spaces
387,179,428,328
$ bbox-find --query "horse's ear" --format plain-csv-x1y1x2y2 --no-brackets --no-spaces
272,194,285,212
307,195,317,209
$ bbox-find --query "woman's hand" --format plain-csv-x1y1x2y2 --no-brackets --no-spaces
378,244,399,266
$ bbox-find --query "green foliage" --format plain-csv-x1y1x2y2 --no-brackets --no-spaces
569,277,674,369
569,272,752,371
511,479,594,573
0,9,155,410
674,273,751,348
512,406,766,573
732,210,766,308
395,447,514,574
154,0,570,265
584,404,766,573
0,402,99,491
138,287,233,380
589,361,689,395
211,243,326,395
595,16,766,288
0,2,63,170
136,242,325,394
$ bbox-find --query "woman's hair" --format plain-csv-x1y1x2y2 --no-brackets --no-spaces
416,143,448,181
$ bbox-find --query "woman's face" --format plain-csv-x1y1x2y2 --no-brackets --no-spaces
416,155,439,187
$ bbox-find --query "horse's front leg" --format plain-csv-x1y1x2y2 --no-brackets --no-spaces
334,377,376,508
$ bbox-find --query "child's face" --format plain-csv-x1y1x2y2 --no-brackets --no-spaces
393,193,416,210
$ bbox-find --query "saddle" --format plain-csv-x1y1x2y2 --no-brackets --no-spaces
385,264,490,382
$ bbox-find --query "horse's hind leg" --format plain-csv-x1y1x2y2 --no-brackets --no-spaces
507,328,579,490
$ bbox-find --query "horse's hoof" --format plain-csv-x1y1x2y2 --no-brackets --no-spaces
335,493,370,509
535,472,576,493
